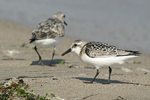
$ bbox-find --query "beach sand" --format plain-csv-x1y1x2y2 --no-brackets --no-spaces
0,20,150,100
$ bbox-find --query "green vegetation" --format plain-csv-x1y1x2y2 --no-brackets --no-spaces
20,43,26,47
59,61,65,65
133,61,141,64
0,78,62,100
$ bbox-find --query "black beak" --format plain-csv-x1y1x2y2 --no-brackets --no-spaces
61,48,71,56
64,21,67,26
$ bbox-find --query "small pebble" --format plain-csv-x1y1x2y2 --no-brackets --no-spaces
52,78,58,80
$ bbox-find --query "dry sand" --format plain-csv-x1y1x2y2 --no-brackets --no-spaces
0,20,150,100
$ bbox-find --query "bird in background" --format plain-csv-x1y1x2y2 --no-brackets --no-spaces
62,40,141,84
30,11,67,66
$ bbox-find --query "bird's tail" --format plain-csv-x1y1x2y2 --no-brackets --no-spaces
117,50,141,57
29,38,35,43
125,50,141,56
29,33,36,43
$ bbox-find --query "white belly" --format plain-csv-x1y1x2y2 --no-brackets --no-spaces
34,37,63,48
80,53,137,69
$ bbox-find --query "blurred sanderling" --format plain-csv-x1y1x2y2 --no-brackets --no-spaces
62,40,141,84
30,12,67,66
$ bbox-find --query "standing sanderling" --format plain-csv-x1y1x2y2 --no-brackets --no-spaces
62,40,141,84
30,12,67,66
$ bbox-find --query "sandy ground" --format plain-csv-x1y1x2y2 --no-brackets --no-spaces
0,20,150,100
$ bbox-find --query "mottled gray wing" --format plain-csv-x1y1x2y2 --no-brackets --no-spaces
84,42,139,58
30,18,65,41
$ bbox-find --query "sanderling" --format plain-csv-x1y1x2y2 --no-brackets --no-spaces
30,12,67,66
62,40,141,84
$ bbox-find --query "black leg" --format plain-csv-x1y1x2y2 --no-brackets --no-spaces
49,46,56,66
34,46,43,65
108,66,112,84
91,69,99,83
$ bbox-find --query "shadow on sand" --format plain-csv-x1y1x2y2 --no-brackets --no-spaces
30,59,65,66
75,77,140,85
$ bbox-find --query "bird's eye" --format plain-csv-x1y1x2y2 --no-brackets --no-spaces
73,44,77,47
63,15,65,18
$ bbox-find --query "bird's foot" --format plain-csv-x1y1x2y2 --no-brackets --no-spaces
38,60,44,66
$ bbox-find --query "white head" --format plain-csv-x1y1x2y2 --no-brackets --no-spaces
53,12,67,26
62,40,87,56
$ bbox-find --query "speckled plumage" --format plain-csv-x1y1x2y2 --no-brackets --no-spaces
30,12,65,42
83,41,140,58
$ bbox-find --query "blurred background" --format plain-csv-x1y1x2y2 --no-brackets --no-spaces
0,0,150,54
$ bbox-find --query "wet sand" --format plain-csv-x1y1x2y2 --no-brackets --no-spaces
0,20,150,100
